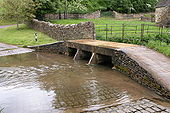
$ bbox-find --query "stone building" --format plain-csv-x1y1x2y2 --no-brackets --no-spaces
155,0,170,26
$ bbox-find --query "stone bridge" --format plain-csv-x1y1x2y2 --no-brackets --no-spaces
29,39,170,100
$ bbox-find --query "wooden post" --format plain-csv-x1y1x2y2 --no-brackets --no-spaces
159,26,161,35
160,26,163,37
93,24,96,40
106,24,108,40
122,24,125,40
141,24,145,41
147,25,149,34
135,26,137,34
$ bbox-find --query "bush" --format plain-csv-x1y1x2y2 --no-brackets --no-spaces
101,11,113,17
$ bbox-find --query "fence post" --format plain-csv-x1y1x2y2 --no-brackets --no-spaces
122,24,125,40
160,26,163,37
141,24,145,42
106,24,108,40
135,26,137,34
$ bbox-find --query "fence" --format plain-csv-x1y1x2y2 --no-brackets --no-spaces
96,24,170,46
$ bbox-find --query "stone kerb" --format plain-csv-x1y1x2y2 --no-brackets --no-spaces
28,19,95,40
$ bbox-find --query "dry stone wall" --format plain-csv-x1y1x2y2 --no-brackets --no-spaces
28,19,95,40
44,11,101,20
155,6,170,26
112,11,155,22
28,41,67,54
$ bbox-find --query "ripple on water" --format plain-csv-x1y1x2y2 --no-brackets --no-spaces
0,52,169,113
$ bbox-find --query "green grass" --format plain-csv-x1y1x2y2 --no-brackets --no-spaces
51,18,170,57
50,18,161,41
147,40,170,56
51,18,169,42
0,24,56,46
50,18,154,25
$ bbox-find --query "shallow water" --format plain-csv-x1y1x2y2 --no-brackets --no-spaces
0,52,169,113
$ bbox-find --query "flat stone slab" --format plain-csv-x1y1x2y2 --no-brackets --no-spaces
82,98,170,113
0,43,18,51
67,39,139,49
66,39,170,97
0,43,34,57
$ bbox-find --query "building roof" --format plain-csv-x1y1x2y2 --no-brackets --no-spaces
156,0,170,8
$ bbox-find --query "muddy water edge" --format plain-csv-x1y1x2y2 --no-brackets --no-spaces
0,52,169,113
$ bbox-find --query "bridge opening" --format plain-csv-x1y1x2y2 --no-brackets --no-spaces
96,54,113,67
68,47,77,57
81,50,92,60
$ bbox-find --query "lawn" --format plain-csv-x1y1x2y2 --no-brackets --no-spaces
51,18,169,42
0,24,56,46
51,18,170,57
147,40,170,56
50,18,162,40
50,18,154,25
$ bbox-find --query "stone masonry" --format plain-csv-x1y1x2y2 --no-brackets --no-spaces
64,40,170,99
0,43,34,57
82,98,170,113
29,40,170,99
28,19,95,41
112,11,155,22
155,6,170,26
155,0,170,26
28,41,67,54
44,11,101,20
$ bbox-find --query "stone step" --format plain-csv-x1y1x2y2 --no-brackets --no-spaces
0,48,34,57
82,98,170,113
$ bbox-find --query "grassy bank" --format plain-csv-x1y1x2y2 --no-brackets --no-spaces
147,40,170,56
50,18,154,25
51,18,161,42
0,24,56,46
51,18,170,57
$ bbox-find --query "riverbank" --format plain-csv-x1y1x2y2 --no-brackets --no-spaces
50,18,170,57
0,24,56,46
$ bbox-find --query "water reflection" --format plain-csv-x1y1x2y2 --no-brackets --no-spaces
0,52,167,113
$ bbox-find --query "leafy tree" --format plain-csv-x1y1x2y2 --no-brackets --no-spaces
1,0,36,29
34,0,58,20
33,0,159,20
57,0,88,18
106,0,158,13
81,0,105,12
67,0,88,14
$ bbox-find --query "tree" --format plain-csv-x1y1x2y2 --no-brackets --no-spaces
1,0,36,29
57,0,88,19
32,0,159,20
34,0,58,20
